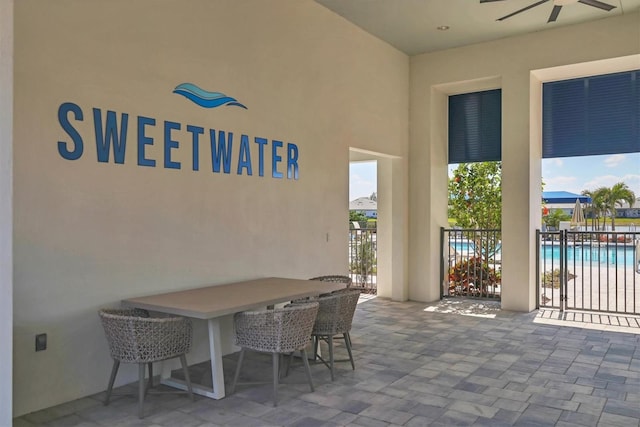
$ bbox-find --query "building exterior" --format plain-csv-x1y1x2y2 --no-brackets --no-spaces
349,197,377,218
617,197,640,218
1,0,638,421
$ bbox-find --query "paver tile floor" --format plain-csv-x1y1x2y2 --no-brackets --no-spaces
14,296,640,426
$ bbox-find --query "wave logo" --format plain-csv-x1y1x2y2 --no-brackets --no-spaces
173,83,247,109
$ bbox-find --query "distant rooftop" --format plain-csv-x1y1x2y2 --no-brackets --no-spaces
542,191,591,204
349,197,377,210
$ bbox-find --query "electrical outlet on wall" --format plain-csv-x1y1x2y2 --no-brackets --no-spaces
35,333,47,351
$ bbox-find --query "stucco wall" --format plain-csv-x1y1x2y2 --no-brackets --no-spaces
409,12,640,308
13,0,408,416
1,0,14,423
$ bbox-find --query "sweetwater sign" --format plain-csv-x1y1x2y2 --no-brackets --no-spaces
56,83,299,180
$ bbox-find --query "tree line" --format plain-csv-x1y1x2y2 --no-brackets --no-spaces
581,183,636,230
448,162,636,231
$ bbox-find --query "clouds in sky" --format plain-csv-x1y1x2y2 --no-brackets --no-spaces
542,153,640,197
604,154,625,168
349,161,377,201
353,154,639,203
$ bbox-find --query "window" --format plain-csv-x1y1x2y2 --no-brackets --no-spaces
448,89,502,164
543,70,640,158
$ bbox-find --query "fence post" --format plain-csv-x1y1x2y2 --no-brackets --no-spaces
560,229,566,312
440,227,445,299
536,229,540,310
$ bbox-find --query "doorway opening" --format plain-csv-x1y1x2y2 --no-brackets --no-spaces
349,160,377,293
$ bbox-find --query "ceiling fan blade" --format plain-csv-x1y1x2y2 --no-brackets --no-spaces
497,0,550,21
548,5,562,22
578,0,616,11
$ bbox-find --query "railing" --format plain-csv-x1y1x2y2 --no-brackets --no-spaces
441,227,640,314
538,230,640,314
349,222,377,293
441,227,502,299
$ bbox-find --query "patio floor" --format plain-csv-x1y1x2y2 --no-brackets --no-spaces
14,296,640,426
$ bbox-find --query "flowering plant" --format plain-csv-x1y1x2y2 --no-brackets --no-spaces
448,256,501,297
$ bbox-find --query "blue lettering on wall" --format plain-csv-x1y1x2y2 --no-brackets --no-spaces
187,125,204,171
93,109,128,164
57,102,84,160
55,102,300,180
272,140,283,179
210,130,233,174
237,135,252,175
254,137,268,177
164,120,181,169
137,116,156,167
287,143,299,180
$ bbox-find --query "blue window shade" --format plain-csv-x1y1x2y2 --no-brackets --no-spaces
448,89,502,164
543,70,640,158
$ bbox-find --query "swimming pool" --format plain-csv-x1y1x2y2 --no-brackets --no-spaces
450,240,637,266
540,244,636,266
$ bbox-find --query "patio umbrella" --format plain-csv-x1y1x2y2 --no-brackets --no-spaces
571,198,585,228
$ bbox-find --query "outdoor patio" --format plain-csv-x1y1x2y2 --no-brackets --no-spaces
14,296,640,427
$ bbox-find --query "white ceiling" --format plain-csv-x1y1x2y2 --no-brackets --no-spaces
315,0,640,55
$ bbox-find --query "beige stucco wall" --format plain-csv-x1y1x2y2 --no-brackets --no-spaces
1,0,14,423
409,12,640,309
10,0,640,417
12,0,408,416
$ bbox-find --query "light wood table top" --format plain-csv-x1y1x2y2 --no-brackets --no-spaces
122,277,346,319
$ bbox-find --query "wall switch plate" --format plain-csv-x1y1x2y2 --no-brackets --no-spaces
35,333,47,351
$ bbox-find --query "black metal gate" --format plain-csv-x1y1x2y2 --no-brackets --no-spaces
537,229,640,315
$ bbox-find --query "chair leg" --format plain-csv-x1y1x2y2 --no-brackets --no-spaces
147,363,153,394
138,363,146,419
300,348,314,392
230,349,245,394
104,360,120,405
272,353,279,406
344,332,355,370
180,354,194,401
313,335,319,360
285,352,294,377
328,335,335,381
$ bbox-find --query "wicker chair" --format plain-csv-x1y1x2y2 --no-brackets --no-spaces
310,289,360,381
309,275,353,288
230,302,319,406
290,275,353,305
98,308,194,419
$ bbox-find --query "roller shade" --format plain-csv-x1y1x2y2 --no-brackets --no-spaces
543,70,640,158
448,89,502,164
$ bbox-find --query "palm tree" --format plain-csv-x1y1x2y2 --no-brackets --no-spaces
581,189,597,231
590,187,610,230
604,182,636,230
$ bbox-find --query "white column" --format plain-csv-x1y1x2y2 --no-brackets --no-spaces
0,0,14,422
500,75,539,312
377,156,408,301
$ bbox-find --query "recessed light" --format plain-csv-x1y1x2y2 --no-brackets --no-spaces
437,26,450,31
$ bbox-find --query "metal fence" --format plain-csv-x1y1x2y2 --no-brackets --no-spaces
537,230,640,314
349,222,377,293
441,227,502,299
440,227,640,314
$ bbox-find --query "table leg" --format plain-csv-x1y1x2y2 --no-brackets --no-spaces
207,317,226,399
159,318,226,399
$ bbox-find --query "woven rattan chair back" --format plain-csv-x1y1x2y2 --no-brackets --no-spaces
231,302,319,406
98,309,194,418
311,289,360,380
314,289,359,335
309,275,352,288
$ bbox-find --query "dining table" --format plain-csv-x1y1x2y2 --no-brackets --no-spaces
121,276,347,399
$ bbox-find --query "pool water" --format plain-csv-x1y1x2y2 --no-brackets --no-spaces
540,244,636,266
450,240,637,266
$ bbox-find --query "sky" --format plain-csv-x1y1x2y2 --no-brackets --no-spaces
349,153,640,202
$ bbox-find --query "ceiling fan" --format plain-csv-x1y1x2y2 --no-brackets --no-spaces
480,0,617,23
